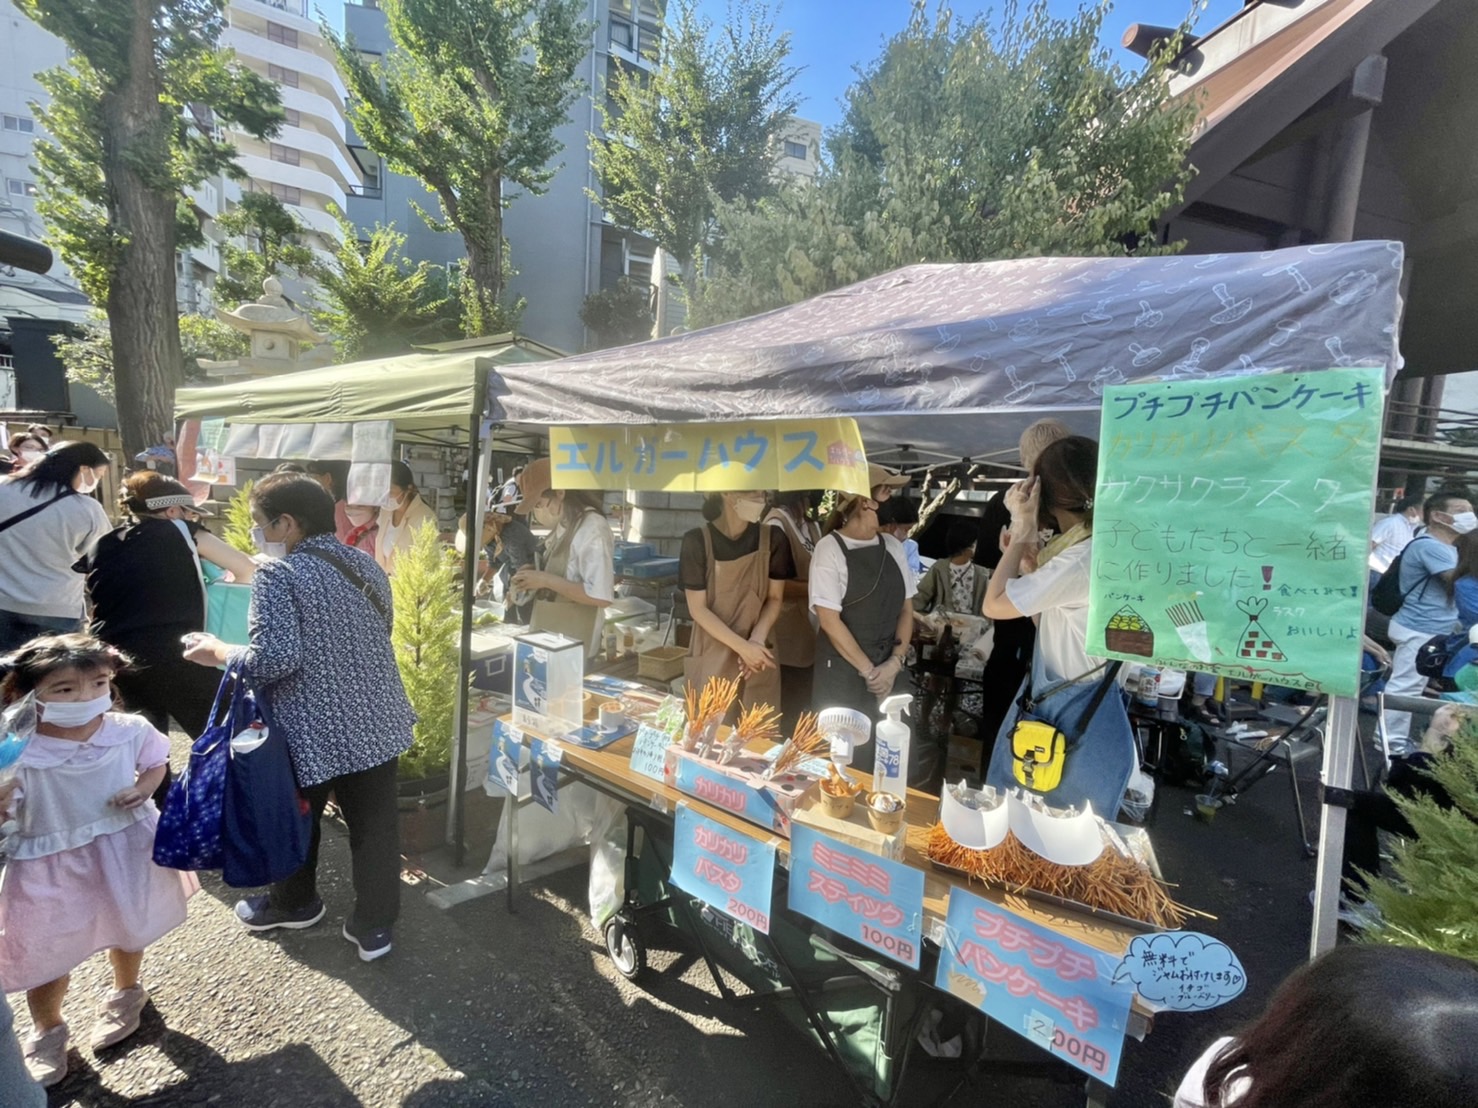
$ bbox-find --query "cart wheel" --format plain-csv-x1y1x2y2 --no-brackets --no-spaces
604,913,647,981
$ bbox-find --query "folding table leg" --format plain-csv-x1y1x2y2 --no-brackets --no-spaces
1085,1077,1111,1107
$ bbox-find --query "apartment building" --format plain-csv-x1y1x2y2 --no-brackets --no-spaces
776,117,823,182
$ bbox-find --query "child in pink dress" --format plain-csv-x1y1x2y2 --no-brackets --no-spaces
0,634,198,1088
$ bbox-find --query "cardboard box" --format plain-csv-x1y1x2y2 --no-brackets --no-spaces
512,631,585,736
792,787,907,861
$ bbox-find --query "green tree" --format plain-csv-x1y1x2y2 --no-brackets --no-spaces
326,0,588,337
1364,714,1478,961
19,0,281,457
213,191,316,308
578,277,655,349
314,212,458,361
390,522,463,780
54,311,248,404
591,0,800,301
690,0,1197,327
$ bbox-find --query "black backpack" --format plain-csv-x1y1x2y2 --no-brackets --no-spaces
1370,536,1436,617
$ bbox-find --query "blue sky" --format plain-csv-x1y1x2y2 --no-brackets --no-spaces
318,1,1244,130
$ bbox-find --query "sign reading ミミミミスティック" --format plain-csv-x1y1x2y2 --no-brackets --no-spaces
934,888,1133,1084
671,804,776,935
1086,367,1383,697
548,418,871,497
787,824,924,968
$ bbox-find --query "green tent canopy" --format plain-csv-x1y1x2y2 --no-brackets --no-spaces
174,338,560,433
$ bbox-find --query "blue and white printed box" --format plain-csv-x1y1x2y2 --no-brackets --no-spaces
512,631,584,737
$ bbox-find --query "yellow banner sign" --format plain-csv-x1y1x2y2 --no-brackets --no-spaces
549,418,870,496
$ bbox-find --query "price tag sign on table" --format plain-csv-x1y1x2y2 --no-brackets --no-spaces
671,804,776,935
1087,367,1382,697
934,888,1133,1084
628,724,672,784
787,825,924,969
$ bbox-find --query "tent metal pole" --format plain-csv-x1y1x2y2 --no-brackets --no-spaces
446,380,493,864
1310,694,1358,956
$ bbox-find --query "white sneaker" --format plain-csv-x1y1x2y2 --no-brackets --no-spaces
23,1021,69,1087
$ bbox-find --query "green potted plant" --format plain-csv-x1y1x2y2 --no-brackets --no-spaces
389,521,463,842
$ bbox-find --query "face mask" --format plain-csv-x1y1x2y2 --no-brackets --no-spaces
1450,512,1478,535
384,491,408,510
533,500,560,528
77,468,100,495
251,526,288,559
345,506,376,527
733,497,766,524
38,693,113,728
17,449,42,464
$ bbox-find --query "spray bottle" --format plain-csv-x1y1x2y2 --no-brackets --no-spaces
873,694,912,801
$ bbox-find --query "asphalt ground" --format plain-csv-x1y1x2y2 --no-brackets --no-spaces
14,723,1331,1108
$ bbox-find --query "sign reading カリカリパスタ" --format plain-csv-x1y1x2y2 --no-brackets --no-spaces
548,418,871,497
1086,367,1383,698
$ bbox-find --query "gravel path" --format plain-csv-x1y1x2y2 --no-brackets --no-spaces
13,728,1320,1107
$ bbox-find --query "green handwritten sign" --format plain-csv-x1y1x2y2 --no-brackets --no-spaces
1087,367,1383,697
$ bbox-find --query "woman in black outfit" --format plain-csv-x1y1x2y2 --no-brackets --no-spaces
87,471,258,742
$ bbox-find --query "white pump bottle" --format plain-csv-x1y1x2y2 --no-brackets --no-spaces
873,694,912,800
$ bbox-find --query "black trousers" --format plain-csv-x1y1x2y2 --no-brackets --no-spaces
270,757,402,930
115,654,225,810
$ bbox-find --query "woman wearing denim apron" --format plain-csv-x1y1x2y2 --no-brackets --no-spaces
982,436,1135,818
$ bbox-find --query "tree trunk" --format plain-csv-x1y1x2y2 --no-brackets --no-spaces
461,175,505,336
103,0,182,460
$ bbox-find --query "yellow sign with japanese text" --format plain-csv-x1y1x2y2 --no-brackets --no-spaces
548,418,871,496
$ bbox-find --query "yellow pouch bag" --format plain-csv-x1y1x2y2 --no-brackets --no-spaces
1010,718,1068,792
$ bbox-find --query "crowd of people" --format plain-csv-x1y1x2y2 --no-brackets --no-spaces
0,426,1472,1103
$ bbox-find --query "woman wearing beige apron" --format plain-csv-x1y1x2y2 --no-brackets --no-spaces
680,491,794,713
510,458,614,657
764,490,821,731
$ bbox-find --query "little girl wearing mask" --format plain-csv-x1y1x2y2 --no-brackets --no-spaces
0,634,198,1088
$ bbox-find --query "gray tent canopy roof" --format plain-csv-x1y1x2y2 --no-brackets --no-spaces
487,241,1403,462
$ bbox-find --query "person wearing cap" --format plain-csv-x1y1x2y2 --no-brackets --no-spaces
509,458,614,657
485,483,538,622
86,471,258,763
870,463,910,504
810,488,928,783
374,460,439,574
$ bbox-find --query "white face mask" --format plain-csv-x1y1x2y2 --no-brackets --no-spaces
77,467,101,495
16,449,42,464
251,526,289,559
1450,511,1478,535
533,499,561,528
38,693,113,728
733,497,766,524
345,506,377,527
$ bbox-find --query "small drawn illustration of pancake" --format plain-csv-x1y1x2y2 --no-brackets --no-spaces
1105,604,1155,656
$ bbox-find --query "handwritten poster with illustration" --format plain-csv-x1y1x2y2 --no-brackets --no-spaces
787,824,924,968
548,418,871,497
934,889,1133,1084
671,804,776,935
1087,367,1383,697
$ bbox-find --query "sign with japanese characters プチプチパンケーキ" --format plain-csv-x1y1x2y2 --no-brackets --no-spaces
547,418,870,497
1086,367,1383,697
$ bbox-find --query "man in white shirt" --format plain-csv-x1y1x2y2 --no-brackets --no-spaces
1369,494,1423,586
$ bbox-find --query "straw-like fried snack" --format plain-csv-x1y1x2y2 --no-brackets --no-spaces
732,703,782,747
769,711,828,777
925,822,1199,930
683,676,740,738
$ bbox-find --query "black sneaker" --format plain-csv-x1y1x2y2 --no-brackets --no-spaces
342,919,393,962
234,895,326,931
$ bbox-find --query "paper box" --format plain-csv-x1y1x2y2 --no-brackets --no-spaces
792,787,907,861
513,631,585,737
666,745,814,837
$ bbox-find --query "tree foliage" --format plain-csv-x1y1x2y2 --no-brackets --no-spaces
1364,713,1478,961
313,212,458,361
689,0,1197,327
390,522,463,779
54,311,248,404
214,191,316,308
578,277,655,349
591,0,800,294
326,0,588,337
18,0,282,457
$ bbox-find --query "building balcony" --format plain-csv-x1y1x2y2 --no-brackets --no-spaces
222,26,350,105
229,0,318,38
273,123,362,193
234,151,349,217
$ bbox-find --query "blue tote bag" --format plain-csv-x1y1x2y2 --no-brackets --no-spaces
220,682,312,888
152,670,251,872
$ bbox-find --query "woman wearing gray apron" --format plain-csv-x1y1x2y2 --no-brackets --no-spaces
809,491,928,782
510,458,614,657
680,492,793,711
765,490,821,731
